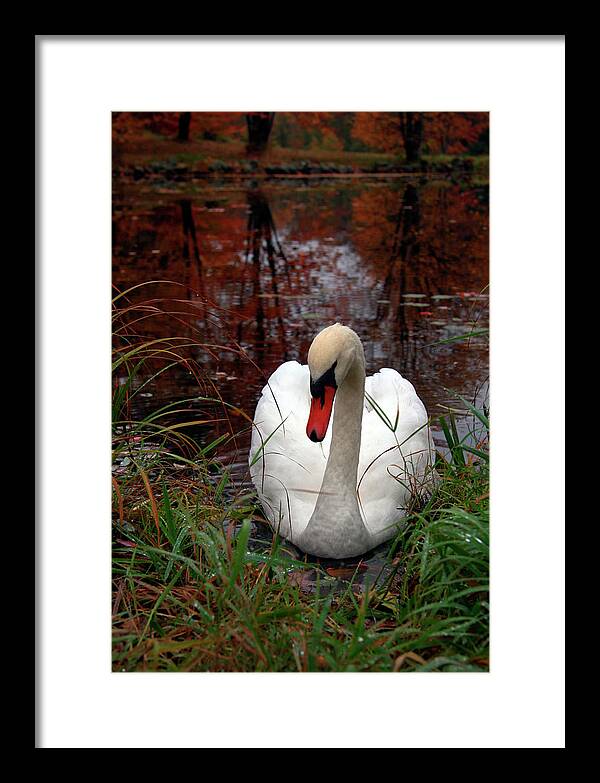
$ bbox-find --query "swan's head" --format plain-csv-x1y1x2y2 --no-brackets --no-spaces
306,323,363,442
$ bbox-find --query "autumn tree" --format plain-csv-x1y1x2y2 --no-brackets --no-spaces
174,111,277,155
352,112,488,161
246,113,276,155
400,114,424,162
425,112,488,154
353,112,424,162
291,113,344,149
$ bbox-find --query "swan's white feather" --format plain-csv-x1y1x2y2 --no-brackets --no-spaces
249,361,433,547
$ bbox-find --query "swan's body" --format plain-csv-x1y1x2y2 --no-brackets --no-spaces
249,324,434,559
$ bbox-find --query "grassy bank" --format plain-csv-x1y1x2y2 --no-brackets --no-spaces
112,289,489,672
112,460,489,673
113,132,488,181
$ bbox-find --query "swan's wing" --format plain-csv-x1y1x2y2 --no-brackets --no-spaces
249,361,331,542
359,368,434,540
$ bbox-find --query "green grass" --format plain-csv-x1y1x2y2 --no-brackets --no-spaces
114,132,399,169
113,131,489,181
112,287,489,672
112,455,489,672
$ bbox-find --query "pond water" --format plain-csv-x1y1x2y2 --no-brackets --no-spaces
113,174,488,588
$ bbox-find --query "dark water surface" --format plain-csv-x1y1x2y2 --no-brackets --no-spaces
113,175,488,586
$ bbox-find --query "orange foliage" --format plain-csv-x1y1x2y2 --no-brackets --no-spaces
112,111,488,156
353,113,408,154
291,113,344,149
425,112,488,154
352,112,488,157
112,112,247,142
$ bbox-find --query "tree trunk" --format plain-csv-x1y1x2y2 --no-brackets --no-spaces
245,113,275,155
399,113,423,164
177,112,191,142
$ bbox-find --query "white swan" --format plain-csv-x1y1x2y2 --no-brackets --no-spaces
249,323,435,559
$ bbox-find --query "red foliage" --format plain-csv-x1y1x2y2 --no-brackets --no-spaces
112,111,488,157
352,112,488,157
112,112,247,142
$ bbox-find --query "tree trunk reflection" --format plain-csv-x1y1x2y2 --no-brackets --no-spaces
179,199,204,298
238,188,288,366
377,183,421,373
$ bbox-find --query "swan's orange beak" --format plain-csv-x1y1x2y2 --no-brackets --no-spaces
306,385,336,442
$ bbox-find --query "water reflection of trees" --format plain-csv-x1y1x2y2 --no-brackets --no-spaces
352,180,488,377
179,199,204,297
376,183,421,372
113,180,488,429
238,188,289,368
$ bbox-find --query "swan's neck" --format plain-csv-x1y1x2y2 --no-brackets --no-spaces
300,351,371,558
323,359,365,490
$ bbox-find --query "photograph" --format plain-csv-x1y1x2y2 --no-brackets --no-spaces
111,110,490,673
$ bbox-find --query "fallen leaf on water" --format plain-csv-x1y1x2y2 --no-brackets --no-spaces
325,562,368,578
